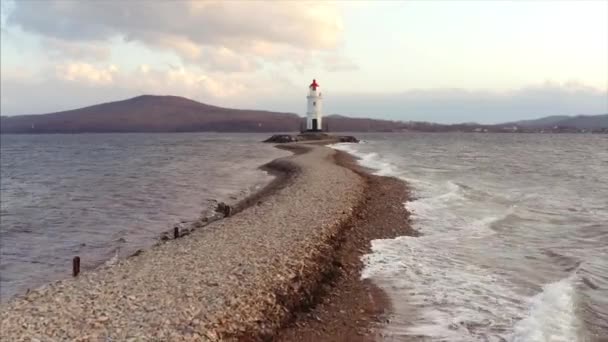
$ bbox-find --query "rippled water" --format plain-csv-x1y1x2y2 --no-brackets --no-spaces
0,133,289,302
333,133,608,342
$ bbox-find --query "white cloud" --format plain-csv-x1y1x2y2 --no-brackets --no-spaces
322,53,358,72
161,66,245,98
7,1,346,72
1,62,256,114
42,37,111,61
201,47,260,73
56,63,118,85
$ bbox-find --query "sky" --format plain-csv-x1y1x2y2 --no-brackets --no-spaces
1,0,607,123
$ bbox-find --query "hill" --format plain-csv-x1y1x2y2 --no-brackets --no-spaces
508,115,571,128
0,95,409,133
0,95,302,133
497,114,608,131
1,95,606,133
550,114,608,129
324,115,404,132
507,114,608,129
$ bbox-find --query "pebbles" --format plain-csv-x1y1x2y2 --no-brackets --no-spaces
0,144,364,341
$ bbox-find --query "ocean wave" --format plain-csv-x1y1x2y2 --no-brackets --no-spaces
331,143,401,177
361,234,527,342
511,276,583,342
333,137,603,341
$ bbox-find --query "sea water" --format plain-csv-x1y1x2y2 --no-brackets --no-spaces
333,133,608,341
0,133,290,301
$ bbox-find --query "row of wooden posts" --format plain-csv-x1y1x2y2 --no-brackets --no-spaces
72,226,183,277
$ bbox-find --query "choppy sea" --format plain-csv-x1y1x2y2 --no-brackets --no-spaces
333,133,608,342
0,133,289,301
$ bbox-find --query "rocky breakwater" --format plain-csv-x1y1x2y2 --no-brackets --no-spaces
0,144,365,341
264,133,359,144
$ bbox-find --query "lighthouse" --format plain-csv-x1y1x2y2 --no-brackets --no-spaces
306,79,323,131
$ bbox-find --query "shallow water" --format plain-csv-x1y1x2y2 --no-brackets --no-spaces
333,133,608,342
0,133,289,301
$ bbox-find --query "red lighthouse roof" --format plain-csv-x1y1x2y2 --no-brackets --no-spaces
309,79,319,90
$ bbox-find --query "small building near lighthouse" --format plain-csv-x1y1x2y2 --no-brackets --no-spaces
306,79,323,131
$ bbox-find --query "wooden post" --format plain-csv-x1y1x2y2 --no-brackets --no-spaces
174,227,179,239
72,256,80,277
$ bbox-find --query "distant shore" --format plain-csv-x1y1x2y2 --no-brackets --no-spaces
2,94,606,135
0,138,413,341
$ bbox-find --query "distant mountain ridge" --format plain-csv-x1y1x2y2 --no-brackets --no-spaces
0,95,410,133
1,95,606,133
507,114,608,129
1,95,301,133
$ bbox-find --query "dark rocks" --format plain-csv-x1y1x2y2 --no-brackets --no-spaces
297,132,331,141
131,249,144,257
264,135,299,143
264,133,359,144
337,136,359,143
216,202,232,217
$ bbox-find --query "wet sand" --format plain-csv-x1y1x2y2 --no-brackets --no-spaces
0,141,413,341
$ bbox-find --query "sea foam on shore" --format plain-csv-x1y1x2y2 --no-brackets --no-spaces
331,134,606,342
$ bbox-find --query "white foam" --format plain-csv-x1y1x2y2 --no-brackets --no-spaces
333,141,584,341
362,234,527,341
511,276,582,342
331,143,401,177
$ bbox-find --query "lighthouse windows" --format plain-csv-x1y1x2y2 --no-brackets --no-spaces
313,101,316,106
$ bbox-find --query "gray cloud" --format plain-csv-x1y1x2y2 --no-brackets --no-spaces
9,1,341,47
7,1,345,72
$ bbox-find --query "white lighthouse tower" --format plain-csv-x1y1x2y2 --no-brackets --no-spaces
306,79,323,131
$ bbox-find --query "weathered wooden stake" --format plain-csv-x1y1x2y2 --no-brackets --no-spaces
174,227,179,239
72,256,80,277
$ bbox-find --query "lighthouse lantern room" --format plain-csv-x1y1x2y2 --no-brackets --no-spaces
306,79,323,131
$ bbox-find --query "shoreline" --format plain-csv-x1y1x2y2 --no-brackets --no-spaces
0,144,290,304
275,148,415,341
0,140,412,341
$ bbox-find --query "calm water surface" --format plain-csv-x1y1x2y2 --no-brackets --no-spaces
334,133,608,342
0,133,289,301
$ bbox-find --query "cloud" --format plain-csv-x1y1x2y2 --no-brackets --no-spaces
322,54,358,72
1,63,259,115
201,47,260,73
56,63,118,85
4,59,605,125
7,1,345,72
42,37,111,61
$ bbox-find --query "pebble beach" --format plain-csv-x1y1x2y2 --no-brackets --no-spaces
0,143,368,340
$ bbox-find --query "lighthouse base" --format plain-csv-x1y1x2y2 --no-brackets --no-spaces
263,133,359,144
304,117,324,132
299,132,331,140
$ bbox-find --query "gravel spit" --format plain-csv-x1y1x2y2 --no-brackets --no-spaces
0,144,364,341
